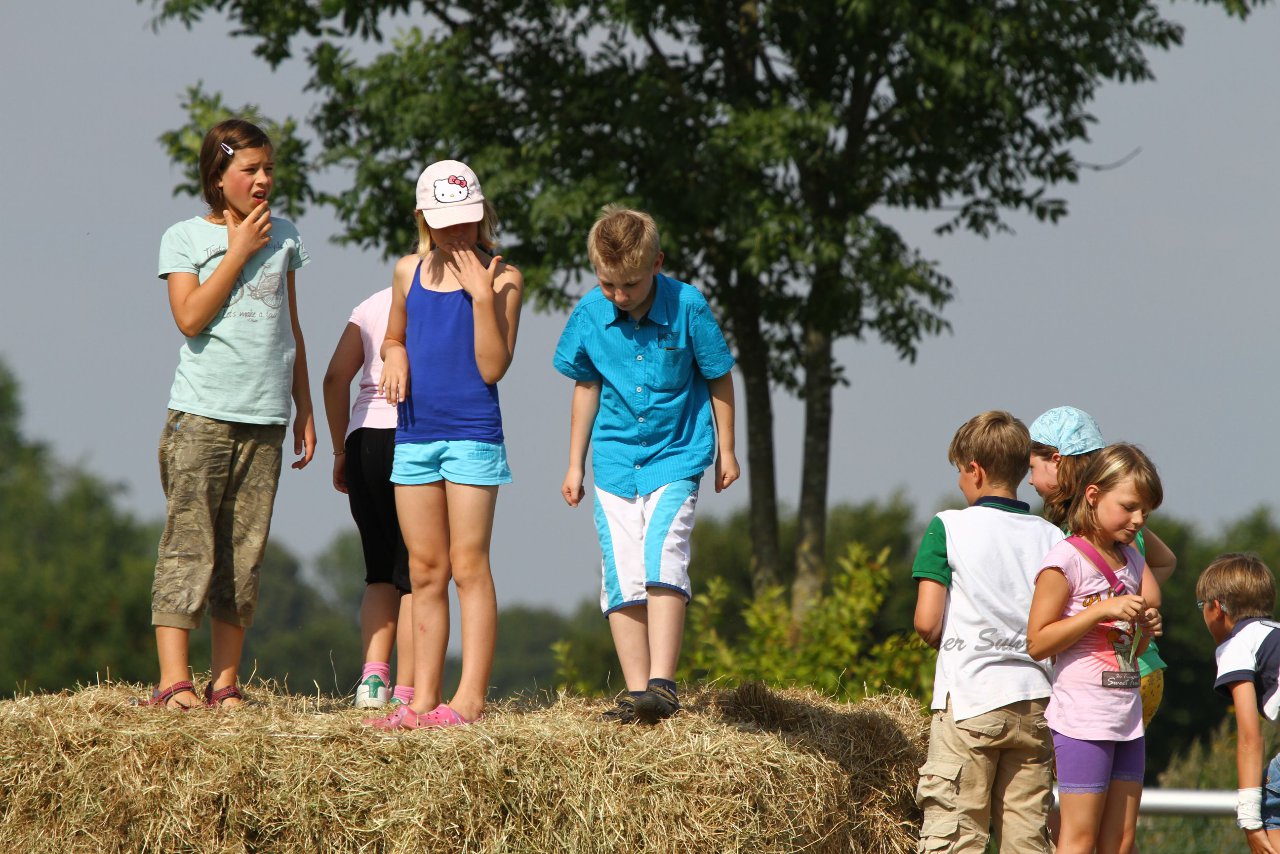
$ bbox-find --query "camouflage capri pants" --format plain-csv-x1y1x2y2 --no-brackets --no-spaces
152,410,285,629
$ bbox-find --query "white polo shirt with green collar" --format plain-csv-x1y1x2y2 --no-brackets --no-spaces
912,496,1064,719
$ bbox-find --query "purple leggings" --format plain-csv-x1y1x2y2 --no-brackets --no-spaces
1051,730,1145,794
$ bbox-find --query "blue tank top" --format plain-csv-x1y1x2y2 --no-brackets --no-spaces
396,261,504,444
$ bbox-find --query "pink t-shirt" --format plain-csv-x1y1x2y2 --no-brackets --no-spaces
346,288,398,437
1037,538,1145,741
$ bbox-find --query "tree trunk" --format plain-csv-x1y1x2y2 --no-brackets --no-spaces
722,272,782,593
790,321,834,630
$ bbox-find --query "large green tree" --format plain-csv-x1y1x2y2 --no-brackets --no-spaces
146,0,1268,626
0,358,374,696
0,361,158,692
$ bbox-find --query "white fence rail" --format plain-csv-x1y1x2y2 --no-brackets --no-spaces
1140,789,1235,816
1052,788,1235,816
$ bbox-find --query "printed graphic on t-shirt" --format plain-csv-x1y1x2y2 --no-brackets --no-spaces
208,238,290,316
238,270,283,309
1094,622,1140,688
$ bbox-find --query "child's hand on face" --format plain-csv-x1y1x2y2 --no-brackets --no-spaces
444,242,501,302
225,202,271,260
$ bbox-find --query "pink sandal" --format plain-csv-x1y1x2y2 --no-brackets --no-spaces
203,682,246,709
135,680,200,710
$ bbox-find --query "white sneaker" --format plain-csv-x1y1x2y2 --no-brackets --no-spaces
354,673,390,708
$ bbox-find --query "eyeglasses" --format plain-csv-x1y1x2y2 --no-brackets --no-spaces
1196,600,1206,610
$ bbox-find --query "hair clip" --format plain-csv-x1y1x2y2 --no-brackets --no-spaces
219,142,234,156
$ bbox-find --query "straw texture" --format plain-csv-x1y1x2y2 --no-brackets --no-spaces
0,680,926,853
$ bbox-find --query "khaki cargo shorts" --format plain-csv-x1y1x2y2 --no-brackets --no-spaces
916,697,1053,854
152,410,285,629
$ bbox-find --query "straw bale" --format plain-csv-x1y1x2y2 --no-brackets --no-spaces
0,680,926,853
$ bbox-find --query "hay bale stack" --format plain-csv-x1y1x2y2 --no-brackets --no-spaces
0,681,926,853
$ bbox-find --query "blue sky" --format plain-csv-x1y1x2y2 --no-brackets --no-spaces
1,2,1277,612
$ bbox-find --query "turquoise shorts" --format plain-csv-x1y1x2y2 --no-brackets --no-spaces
391,439,512,486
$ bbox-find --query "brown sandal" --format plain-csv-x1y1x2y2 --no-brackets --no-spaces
203,682,246,709
136,680,199,710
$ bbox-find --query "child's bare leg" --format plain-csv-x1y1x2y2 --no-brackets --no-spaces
444,482,498,722
395,592,414,687
360,582,400,664
1056,791,1107,854
154,625,199,708
645,588,685,682
210,617,246,707
1096,780,1142,854
608,605,652,692
397,482,450,714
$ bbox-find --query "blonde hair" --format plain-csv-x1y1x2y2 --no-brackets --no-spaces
1032,441,1099,528
1066,443,1163,540
947,411,1030,490
586,205,660,274
1197,553,1276,619
414,199,499,255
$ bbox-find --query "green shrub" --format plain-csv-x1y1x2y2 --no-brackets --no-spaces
681,542,934,702
1137,712,1277,852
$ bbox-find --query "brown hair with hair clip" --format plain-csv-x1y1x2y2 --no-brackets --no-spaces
199,119,272,215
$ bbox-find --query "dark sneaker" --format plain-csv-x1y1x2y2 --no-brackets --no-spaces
634,685,680,724
600,693,638,724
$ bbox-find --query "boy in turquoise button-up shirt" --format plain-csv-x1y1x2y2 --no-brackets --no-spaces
554,205,738,724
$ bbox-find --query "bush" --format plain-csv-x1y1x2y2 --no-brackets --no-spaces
681,543,934,703
1137,712,1276,852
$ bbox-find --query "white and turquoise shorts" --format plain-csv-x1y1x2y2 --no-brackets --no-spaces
593,478,699,615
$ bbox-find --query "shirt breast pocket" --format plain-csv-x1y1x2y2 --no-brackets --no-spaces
649,346,693,391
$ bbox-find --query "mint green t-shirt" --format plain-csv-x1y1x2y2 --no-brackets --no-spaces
158,216,309,424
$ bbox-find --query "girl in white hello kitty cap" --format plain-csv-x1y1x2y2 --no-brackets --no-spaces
366,160,523,730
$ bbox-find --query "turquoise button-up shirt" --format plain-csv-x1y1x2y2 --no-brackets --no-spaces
553,274,735,498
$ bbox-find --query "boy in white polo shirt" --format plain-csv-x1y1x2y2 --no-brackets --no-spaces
912,410,1064,853
1198,553,1280,851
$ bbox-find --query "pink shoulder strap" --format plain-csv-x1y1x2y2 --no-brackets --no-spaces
1066,535,1130,596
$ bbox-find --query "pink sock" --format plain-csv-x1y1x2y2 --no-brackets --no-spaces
392,685,415,704
361,662,391,683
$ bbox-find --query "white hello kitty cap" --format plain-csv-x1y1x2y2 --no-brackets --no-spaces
415,160,486,229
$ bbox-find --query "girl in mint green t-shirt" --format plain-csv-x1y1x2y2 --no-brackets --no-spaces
144,119,315,711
